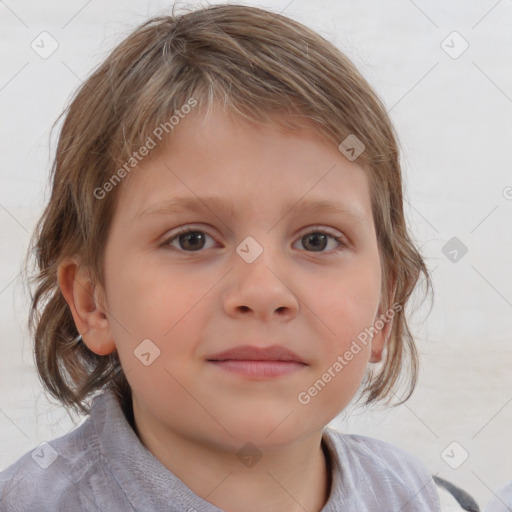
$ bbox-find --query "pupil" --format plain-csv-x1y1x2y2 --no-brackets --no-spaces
181,232,204,251
305,233,326,251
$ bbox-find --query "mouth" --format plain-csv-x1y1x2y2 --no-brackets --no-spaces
207,345,307,379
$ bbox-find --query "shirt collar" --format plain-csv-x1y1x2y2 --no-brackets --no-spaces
90,388,343,512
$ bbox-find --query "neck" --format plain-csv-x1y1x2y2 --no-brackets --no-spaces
130,398,331,512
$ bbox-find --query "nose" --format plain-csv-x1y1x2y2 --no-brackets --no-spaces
223,242,299,322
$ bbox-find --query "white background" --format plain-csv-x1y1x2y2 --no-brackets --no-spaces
1,0,511,508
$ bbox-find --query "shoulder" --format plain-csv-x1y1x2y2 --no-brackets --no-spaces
323,430,482,511
483,480,512,512
0,416,101,510
0,390,138,511
324,428,433,478
323,429,441,510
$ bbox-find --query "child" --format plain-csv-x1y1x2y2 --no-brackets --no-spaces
0,4,441,511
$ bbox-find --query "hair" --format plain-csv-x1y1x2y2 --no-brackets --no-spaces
25,3,432,416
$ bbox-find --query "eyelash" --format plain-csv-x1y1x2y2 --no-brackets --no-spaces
161,226,347,254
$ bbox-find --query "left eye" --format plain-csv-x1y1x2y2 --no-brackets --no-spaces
294,231,345,252
162,228,345,253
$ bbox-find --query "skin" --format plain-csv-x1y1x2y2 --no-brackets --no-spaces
58,103,394,512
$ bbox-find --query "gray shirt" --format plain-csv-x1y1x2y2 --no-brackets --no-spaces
484,480,512,512
0,389,441,511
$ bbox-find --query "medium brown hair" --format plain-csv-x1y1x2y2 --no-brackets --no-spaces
25,3,432,415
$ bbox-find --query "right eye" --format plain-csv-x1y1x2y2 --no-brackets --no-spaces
161,227,218,252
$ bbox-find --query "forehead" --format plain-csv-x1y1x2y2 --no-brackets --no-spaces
113,104,375,229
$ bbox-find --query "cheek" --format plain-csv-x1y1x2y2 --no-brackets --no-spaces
295,327,371,431
104,255,215,380
106,265,206,420
317,264,382,345
105,251,201,335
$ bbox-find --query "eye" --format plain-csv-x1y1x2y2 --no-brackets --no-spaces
161,226,347,253
162,228,217,252
293,229,346,253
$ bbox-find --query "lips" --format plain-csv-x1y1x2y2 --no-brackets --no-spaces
207,344,306,364
207,345,307,379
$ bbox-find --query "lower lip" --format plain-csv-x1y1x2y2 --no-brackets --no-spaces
208,360,306,378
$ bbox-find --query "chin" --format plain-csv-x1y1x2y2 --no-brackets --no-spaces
222,416,318,450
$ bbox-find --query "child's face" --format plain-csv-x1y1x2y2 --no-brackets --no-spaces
96,103,389,449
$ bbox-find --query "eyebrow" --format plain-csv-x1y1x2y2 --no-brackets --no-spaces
136,195,369,227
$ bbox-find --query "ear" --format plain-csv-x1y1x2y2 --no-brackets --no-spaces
369,274,397,363
57,257,116,356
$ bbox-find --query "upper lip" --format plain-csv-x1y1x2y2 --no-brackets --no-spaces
207,345,306,364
